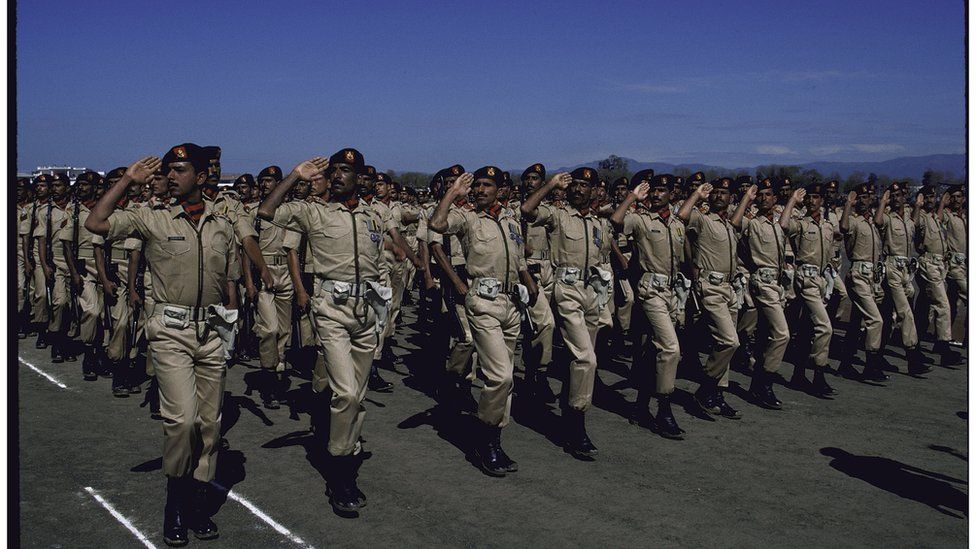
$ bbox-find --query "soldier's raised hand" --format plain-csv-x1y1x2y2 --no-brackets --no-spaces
847,191,857,206
745,184,758,202
696,183,713,200
792,188,806,203
452,172,474,197
126,156,162,185
631,181,650,202
550,173,572,189
293,157,329,181
914,192,924,207
880,190,890,204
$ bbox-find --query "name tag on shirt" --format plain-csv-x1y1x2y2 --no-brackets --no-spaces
168,236,186,241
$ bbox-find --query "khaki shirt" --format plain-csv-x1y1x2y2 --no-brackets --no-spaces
272,199,385,282
524,202,552,261
530,204,604,271
393,202,420,242
742,214,787,271
57,202,98,260
36,201,70,265
623,208,685,277
240,202,295,258
944,210,966,254
686,209,738,275
425,203,468,267
844,213,881,263
106,201,241,308
443,206,526,286
878,210,915,258
785,215,837,268
916,210,947,256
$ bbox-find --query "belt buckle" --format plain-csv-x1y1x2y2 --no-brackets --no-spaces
707,272,724,284
561,267,580,284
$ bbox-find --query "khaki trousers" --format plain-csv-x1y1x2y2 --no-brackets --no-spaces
310,279,378,456
77,262,103,344
446,301,475,378
751,279,789,373
696,279,740,386
254,264,294,370
145,309,226,482
947,262,967,306
635,277,680,394
50,265,70,333
106,284,133,362
464,293,521,427
553,281,601,411
847,268,884,351
30,253,49,324
882,261,918,348
523,260,555,368
375,259,406,360
795,272,832,367
918,255,952,342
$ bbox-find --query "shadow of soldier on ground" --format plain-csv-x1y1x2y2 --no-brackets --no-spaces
397,404,482,472
820,447,968,519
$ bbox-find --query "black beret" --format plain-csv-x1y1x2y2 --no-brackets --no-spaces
688,171,705,184
594,178,608,190
612,176,629,188
432,164,465,186
711,177,733,190
734,175,753,192
34,174,53,185
825,180,839,191
887,181,906,193
258,165,282,182
570,167,599,186
75,171,102,185
945,182,966,192
473,165,504,185
675,176,684,187
52,173,71,184
162,143,210,174
234,173,255,187
393,181,403,191
521,163,546,181
918,184,938,196
757,177,774,191
778,177,793,189
805,181,825,194
629,170,655,189
404,187,417,196
363,165,377,177
854,182,873,195
329,148,366,174
106,167,127,180
375,173,392,184
500,171,512,188
652,173,676,190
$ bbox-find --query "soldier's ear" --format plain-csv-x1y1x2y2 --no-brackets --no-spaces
195,169,207,187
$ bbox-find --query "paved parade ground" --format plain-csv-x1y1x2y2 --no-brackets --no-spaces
15,303,968,548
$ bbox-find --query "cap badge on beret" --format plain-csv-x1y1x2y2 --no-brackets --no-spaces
584,169,592,178
534,164,542,172
269,167,277,175
345,150,355,163
487,167,496,176
452,166,460,175
175,147,187,159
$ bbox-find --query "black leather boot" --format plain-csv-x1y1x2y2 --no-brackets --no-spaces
654,394,685,439
750,371,782,410
35,329,49,349
934,341,962,366
82,345,98,381
328,454,367,514
163,477,188,547
50,335,65,363
367,364,394,393
905,346,932,376
262,370,280,409
861,351,890,382
564,409,598,460
148,376,163,420
694,381,720,415
187,480,219,540
789,364,810,390
477,425,509,477
112,360,130,398
713,389,742,419
811,366,837,396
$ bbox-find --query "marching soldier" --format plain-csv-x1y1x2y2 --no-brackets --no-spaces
780,183,840,396
86,145,240,545
18,178,33,338
521,167,606,459
875,182,920,376
519,163,557,401
610,172,688,437
429,166,538,476
258,149,388,515
39,173,75,363
677,177,747,419
733,178,789,409
943,183,967,336
913,184,961,365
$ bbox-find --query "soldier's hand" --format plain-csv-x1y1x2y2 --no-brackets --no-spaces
527,281,539,306
631,182,650,202
423,272,435,290
103,279,118,298
126,156,162,185
260,267,274,292
296,289,310,312
456,281,469,296
71,273,82,289
880,190,890,204
792,188,806,202
393,245,407,262
42,264,53,281
452,173,474,197
696,183,713,200
293,157,329,181
411,255,424,270
550,173,572,190
914,192,924,207
847,191,857,206
245,283,258,301
128,291,143,309
940,190,951,205
745,184,758,202
25,260,34,275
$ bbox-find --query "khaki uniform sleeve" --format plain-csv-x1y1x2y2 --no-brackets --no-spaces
443,208,468,235
271,201,309,234
686,208,703,234
784,217,801,237
282,229,302,251
622,212,638,238
530,204,555,229
226,226,242,280
106,207,149,242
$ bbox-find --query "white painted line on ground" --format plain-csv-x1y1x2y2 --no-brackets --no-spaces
18,357,68,389
216,484,315,548
83,487,158,549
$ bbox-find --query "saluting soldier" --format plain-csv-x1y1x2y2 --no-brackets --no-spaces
518,163,557,401
874,182,922,373
733,178,789,410
824,180,850,322
86,145,240,545
258,149,389,515
62,172,106,380
780,183,840,396
610,171,687,437
943,183,967,336
430,166,538,476
677,177,747,419
521,167,606,459
609,176,636,340
913,184,961,365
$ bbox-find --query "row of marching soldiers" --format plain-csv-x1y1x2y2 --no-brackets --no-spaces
14,147,968,545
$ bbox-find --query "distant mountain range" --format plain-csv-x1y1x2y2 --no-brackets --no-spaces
553,154,966,180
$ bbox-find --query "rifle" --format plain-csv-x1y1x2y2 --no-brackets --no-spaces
68,197,82,338
127,242,146,359
44,200,54,320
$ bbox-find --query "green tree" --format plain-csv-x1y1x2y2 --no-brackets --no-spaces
597,155,631,183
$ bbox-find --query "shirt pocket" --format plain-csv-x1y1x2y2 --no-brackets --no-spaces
160,236,192,257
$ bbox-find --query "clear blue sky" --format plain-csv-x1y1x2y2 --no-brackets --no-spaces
16,0,966,173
